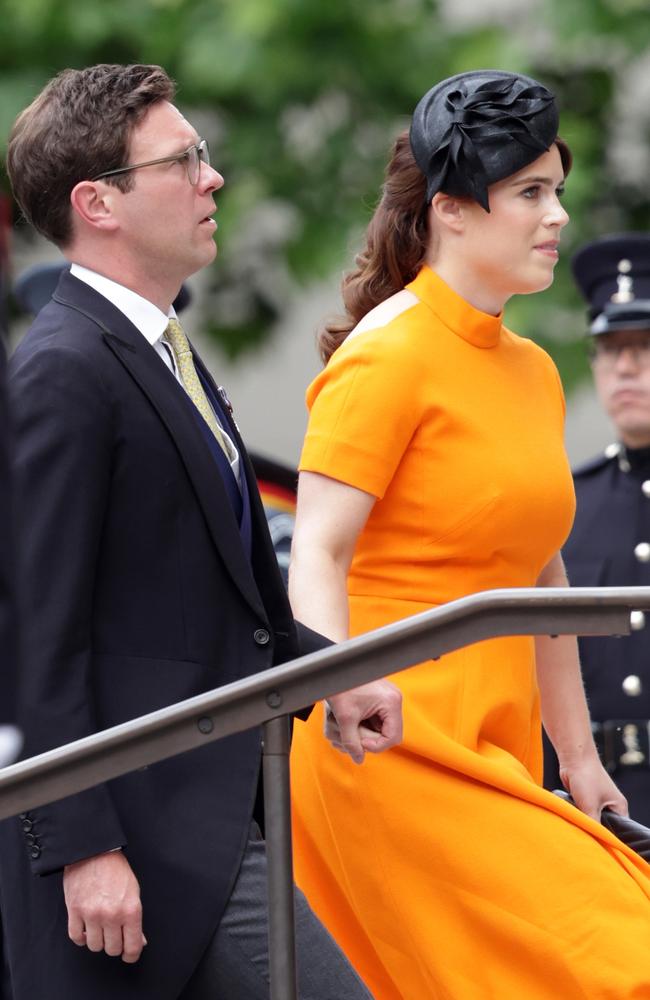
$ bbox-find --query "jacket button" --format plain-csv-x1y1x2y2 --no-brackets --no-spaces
30,846,41,860
22,819,33,832
634,542,650,563
623,674,643,697
643,480,650,498
25,833,36,845
253,628,270,646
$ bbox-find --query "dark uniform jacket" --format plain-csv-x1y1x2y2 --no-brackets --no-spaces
0,271,325,1000
544,442,650,824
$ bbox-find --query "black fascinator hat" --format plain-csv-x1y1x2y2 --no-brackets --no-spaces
410,69,560,213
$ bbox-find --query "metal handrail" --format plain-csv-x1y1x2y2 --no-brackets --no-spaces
2,585,650,1000
1,586,647,817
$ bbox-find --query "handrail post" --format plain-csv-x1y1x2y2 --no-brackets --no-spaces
262,714,298,1000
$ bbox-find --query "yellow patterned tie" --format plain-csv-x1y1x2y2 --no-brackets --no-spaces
164,319,233,460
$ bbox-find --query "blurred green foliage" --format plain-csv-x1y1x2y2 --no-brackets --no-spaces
1,0,650,392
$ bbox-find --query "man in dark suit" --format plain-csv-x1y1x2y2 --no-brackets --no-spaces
544,233,650,824
0,63,401,999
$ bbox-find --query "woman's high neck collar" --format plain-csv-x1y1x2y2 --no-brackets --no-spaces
406,266,503,349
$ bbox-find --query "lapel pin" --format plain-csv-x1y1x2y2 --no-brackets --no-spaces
218,385,233,413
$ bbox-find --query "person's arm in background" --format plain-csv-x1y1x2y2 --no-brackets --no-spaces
289,470,402,764
536,551,627,820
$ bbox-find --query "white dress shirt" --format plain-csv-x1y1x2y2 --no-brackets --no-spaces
70,264,240,484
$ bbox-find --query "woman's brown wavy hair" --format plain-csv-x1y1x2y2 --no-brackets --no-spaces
318,131,572,364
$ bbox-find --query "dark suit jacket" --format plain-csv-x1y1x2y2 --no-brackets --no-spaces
0,270,324,999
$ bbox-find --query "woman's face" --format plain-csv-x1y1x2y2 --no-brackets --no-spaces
455,144,569,308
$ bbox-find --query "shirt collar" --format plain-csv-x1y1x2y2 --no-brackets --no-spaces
69,263,176,346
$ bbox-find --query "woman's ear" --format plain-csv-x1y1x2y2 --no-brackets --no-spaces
430,192,465,234
69,181,120,233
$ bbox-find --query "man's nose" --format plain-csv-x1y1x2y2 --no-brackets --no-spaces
614,345,642,371
200,164,224,193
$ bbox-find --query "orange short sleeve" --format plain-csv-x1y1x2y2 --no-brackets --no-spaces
299,327,423,499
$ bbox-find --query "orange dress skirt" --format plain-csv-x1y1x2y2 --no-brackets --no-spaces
290,266,650,999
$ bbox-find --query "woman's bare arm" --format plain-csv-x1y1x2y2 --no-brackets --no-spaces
289,471,402,762
536,551,627,818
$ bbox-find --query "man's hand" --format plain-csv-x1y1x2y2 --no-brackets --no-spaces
325,680,403,764
63,850,146,963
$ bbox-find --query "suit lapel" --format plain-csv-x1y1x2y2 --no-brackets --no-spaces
52,272,267,623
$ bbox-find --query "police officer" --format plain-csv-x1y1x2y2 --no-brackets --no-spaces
544,233,650,824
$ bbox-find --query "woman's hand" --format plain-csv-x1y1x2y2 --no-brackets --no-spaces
559,752,628,821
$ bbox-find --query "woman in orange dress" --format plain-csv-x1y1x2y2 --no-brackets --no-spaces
289,70,650,999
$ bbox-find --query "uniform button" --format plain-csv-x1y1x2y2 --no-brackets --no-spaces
623,674,643,697
634,542,650,563
605,442,621,459
30,846,41,860
643,480,650,498
18,813,28,821
22,819,33,832
253,628,270,646
25,833,36,845
631,610,646,631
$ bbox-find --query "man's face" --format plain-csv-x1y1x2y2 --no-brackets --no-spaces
110,101,224,290
591,327,650,448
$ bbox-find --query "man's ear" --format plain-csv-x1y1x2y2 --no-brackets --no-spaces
430,192,465,234
69,181,120,233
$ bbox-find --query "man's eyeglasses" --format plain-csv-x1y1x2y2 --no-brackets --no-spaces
93,139,210,186
589,333,650,369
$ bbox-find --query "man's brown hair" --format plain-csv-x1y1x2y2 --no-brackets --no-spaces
7,64,175,246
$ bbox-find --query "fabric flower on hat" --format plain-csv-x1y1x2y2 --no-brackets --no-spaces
410,70,559,212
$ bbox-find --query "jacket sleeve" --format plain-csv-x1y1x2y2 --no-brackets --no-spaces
294,620,333,657
9,341,126,874
290,620,334,721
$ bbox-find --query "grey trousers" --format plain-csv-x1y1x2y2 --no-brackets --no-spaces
179,824,373,1000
